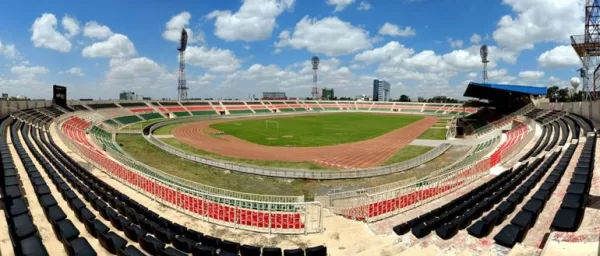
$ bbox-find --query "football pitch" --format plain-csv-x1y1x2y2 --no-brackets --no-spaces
209,113,423,147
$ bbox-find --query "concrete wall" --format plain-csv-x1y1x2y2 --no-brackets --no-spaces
538,101,600,129
0,100,53,116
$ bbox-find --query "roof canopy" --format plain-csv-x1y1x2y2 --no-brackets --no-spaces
463,82,547,100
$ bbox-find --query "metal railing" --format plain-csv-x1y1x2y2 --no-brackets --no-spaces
326,117,536,222
472,103,535,137
55,118,324,234
147,132,450,179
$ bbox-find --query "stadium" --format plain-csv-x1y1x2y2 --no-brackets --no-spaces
1,1,600,256
0,78,597,256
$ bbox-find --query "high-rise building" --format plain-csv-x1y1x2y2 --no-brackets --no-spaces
119,91,135,100
372,79,390,101
322,88,334,100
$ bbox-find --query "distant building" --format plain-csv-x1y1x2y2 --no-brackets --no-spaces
1,93,7,100
142,97,152,100
262,92,287,100
355,94,371,101
373,80,390,101
322,88,334,100
119,91,135,100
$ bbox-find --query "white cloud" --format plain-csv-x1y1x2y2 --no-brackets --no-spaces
189,73,216,87
207,0,294,42
537,45,580,68
448,38,464,48
275,16,372,56
378,22,416,37
82,34,136,58
30,13,72,52
186,46,241,73
488,68,516,84
0,41,18,59
493,0,584,52
518,70,544,80
61,15,80,38
83,21,113,39
353,41,414,64
59,67,84,76
219,58,374,98
162,11,204,43
467,72,477,79
470,33,481,44
10,65,49,76
327,0,355,12
102,57,175,97
357,1,371,10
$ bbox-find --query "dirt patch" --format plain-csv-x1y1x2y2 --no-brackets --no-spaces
172,115,439,169
282,135,294,138
266,137,278,140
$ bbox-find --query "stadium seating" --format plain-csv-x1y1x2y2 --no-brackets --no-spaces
5,111,327,255
139,112,164,120
550,134,595,232
114,115,143,125
60,118,306,230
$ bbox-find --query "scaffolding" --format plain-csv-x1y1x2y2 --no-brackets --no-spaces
571,0,600,100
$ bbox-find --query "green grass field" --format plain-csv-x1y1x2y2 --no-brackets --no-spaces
209,113,423,147
417,128,448,140
382,145,434,165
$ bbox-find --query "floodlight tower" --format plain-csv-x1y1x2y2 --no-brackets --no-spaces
570,0,600,101
480,45,489,83
177,29,188,101
311,56,320,100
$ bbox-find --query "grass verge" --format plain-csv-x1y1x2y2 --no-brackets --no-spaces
116,134,469,199
417,128,448,140
382,145,434,166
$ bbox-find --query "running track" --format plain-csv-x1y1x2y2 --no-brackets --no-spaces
172,115,439,169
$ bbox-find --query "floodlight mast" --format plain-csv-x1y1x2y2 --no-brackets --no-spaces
177,29,188,101
480,45,489,83
311,56,320,100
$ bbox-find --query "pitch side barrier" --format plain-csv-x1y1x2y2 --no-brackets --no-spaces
55,117,324,234
146,114,451,180
328,118,535,222
62,113,303,204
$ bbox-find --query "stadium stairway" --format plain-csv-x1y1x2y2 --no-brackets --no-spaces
10,111,329,256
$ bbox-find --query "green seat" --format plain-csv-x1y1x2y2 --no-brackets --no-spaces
114,115,143,125
294,108,306,111
140,112,163,120
104,119,119,126
173,111,190,117
191,110,216,116
229,110,253,114
279,108,295,112
253,109,271,113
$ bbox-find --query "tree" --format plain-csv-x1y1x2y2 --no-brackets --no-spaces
547,86,559,102
417,97,426,102
399,94,411,102
557,88,570,102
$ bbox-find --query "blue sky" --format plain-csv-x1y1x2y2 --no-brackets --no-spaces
0,0,585,100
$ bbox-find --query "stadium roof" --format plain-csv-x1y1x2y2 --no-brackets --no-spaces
463,82,547,100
